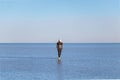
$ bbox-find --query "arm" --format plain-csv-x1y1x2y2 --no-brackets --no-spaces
56,43,58,48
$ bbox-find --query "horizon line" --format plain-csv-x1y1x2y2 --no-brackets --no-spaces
0,42,120,44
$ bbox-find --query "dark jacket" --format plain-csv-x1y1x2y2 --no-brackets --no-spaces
57,41,63,49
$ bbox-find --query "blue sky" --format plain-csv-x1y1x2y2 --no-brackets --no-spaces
0,0,120,43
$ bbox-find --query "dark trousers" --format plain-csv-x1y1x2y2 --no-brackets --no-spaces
57,48,62,57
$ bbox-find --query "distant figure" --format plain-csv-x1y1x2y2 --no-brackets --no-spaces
57,40,63,60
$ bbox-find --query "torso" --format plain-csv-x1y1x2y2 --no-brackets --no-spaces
57,42,63,49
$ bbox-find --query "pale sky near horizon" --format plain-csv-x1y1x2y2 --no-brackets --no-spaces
0,0,120,43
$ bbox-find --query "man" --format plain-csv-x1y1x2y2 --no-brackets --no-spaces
57,40,63,60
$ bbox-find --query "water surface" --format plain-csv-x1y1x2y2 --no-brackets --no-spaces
0,43,120,80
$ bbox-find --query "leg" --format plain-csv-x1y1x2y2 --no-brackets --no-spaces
58,48,62,58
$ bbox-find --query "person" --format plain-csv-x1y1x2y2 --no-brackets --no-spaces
57,40,63,60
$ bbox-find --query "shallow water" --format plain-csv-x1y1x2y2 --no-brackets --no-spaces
0,43,120,80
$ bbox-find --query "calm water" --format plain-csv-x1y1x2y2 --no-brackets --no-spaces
0,43,120,80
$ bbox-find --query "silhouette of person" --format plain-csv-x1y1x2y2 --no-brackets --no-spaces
57,40,63,60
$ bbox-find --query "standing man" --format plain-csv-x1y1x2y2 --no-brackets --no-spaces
57,40,63,60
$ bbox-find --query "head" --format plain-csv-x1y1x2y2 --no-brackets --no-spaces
58,39,62,42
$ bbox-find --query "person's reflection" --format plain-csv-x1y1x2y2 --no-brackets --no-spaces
57,59,61,64
57,59,63,80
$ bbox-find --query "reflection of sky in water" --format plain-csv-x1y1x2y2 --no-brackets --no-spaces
0,43,120,80
0,58,63,80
